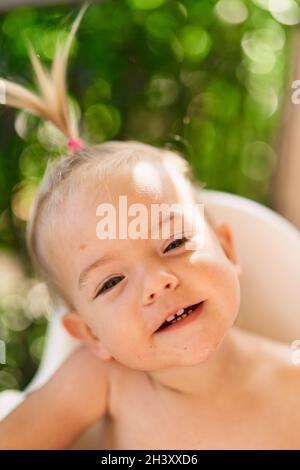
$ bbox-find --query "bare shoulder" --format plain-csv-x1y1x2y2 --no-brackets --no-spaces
44,345,114,425
234,326,298,378
67,349,146,420
54,345,112,387
237,331,300,440
261,334,300,402
64,344,113,379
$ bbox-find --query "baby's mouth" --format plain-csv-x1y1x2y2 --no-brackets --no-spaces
155,301,203,333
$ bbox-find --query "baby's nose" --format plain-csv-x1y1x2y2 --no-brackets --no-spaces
143,272,179,305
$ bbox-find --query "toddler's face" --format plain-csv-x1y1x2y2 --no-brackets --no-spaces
43,160,241,371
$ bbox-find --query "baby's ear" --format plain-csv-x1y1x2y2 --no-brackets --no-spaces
62,312,112,361
214,223,242,276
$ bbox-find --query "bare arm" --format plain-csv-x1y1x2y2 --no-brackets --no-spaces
0,346,110,450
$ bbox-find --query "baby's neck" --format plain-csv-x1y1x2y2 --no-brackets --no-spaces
146,326,245,399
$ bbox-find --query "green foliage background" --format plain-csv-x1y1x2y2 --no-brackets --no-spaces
0,0,296,391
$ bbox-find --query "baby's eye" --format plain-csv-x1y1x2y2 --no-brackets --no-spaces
95,275,125,298
163,236,188,254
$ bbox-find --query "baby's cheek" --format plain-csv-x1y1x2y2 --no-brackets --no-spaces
86,313,118,349
191,257,240,312
99,317,138,352
212,263,241,318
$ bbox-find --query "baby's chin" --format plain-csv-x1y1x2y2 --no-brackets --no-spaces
124,334,226,371
169,336,225,368
148,315,234,367
145,347,219,372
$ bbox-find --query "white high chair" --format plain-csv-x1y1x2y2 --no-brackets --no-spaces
1,189,300,449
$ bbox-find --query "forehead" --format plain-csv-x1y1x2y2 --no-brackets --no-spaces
101,160,191,205
66,159,193,225
40,160,194,276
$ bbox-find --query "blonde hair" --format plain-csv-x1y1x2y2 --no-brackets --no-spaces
1,6,203,311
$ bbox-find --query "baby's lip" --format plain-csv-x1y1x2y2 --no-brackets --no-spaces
154,300,205,333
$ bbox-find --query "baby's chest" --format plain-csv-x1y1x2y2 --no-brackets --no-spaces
105,382,300,450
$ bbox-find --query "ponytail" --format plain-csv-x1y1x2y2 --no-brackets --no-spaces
0,4,89,146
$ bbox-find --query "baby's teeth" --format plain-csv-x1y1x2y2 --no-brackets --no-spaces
166,307,189,324
166,314,176,321
176,308,184,316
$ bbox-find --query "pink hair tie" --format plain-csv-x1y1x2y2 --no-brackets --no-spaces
68,138,84,152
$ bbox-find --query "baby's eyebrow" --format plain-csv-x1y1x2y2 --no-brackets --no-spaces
78,251,118,290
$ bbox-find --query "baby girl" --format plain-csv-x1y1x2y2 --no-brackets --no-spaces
0,8,300,450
